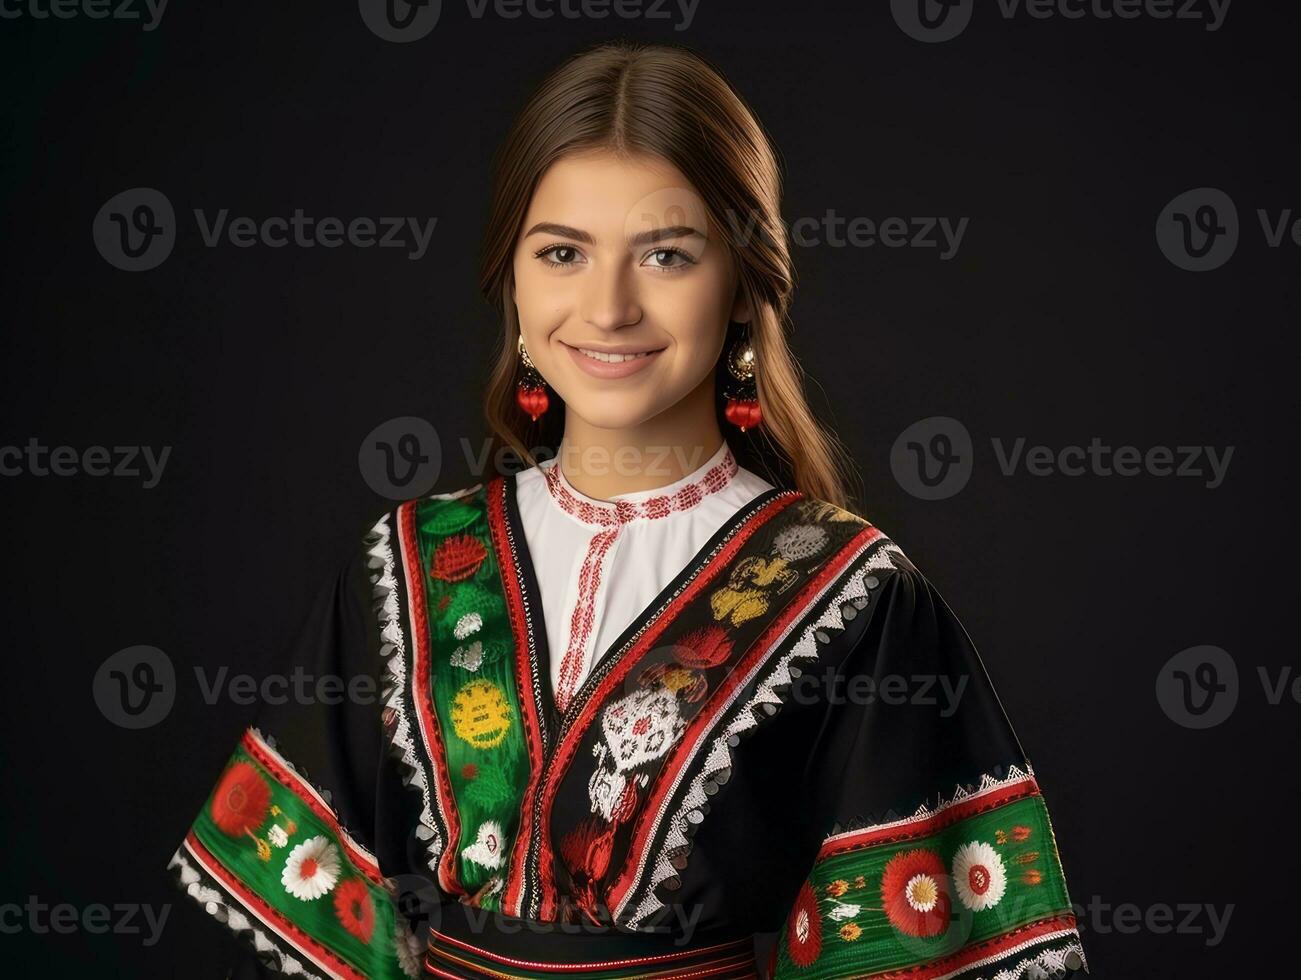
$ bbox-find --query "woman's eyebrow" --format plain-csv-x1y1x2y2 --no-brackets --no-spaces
523,222,705,246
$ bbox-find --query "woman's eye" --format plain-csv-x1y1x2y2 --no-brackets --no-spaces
537,245,584,267
643,247,694,271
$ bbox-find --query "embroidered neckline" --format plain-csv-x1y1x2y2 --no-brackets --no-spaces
540,442,740,528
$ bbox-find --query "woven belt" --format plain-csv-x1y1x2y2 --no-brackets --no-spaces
423,903,760,979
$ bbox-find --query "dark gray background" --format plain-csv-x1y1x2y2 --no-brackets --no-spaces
2,1,1295,976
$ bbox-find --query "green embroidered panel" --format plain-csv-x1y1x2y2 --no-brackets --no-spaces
413,491,531,908
191,740,410,979
775,789,1075,979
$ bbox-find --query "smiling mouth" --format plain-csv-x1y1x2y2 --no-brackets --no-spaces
575,347,660,363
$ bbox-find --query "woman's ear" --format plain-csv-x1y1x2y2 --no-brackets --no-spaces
729,287,752,326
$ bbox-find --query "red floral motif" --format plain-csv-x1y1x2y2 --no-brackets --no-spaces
880,849,951,938
786,879,823,967
333,878,375,944
558,816,620,926
673,624,735,669
638,661,708,702
430,534,487,582
210,761,272,837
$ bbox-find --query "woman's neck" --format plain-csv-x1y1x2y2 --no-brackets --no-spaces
555,387,726,502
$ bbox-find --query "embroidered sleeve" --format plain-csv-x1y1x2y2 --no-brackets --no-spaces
770,564,1087,980
167,529,423,980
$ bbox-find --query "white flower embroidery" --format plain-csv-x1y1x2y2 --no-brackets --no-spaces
461,820,504,870
281,836,341,901
267,824,289,848
827,902,861,921
450,641,484,672
952,841,1008,912
454,612,483,640
393,913,425,978
905,873,941,913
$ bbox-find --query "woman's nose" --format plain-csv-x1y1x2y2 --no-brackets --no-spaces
580,264,642,330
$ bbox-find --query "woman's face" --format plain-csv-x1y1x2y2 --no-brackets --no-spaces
511,149,748,432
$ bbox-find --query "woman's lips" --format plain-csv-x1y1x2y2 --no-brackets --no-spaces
563,342,664,379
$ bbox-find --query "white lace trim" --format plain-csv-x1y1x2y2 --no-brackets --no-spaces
969,932,1087,980
823,762,1039,847
620,535,905,929
367,510,445,869
169,846,326,979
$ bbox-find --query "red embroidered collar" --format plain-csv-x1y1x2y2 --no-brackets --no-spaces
541,443,740,528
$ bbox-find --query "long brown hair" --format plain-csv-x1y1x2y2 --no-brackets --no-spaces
478,39,858,510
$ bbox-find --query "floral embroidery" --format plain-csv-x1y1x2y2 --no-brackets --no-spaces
774,768,1081,979
450,679,514,749
281,835,342,901
333,878,376,943
953,840,1008,912
787,880,823,968
881,849,950,937
430,534,488,582
462,820,506,871
210,761,272,838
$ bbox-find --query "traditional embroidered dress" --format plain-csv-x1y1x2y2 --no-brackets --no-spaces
169,442,1087,980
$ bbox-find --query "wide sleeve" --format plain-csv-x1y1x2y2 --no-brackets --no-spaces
768,557,1087,980
166,528,424,980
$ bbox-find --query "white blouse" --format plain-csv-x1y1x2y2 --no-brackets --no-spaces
514,440,776,712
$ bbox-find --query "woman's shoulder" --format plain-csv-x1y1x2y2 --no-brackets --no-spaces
794,495,920,582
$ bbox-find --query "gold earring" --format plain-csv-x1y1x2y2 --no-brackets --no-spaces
516,335,549,422
723,326,761,432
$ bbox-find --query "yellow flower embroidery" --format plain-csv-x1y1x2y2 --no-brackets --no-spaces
839,922,862,941
710,556,798,627
451,679,513,749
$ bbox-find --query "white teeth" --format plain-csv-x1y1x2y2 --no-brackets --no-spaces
578,348,654,363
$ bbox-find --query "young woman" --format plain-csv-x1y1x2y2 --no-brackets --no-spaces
170,41,1087,980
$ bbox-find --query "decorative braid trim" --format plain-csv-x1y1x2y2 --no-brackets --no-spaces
367,508,444,870
621,535,906,929
168,846,326,979
823,762,1039,847
983,935,1087,980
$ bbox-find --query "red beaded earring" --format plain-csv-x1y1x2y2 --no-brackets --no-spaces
723,326,762,432
515,334,550,422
